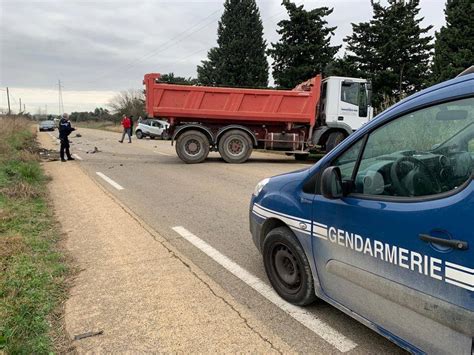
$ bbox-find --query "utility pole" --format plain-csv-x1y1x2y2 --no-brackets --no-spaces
45,104,47,116
6,87,11,115
23,104,26,112
58,79,64,115
19,98,22,113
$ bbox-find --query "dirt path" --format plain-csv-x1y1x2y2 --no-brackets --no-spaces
38,133,291,353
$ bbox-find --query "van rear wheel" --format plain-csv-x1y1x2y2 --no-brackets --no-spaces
263,227,317,306
218,130,253,164
176,130,210,164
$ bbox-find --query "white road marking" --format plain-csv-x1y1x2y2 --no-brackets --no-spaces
155,151,172,156
172,226,357,353
96,172,124,190
72,154,83,161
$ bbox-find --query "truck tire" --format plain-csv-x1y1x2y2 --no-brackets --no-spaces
325,131,346,152
136,130,143,139
263,226,317,306
176,130,210,164
218,130,253,164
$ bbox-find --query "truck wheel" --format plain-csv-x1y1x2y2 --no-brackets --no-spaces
136,130,143,139
176,130,210,164
294,154,308,161
218,130,253,164
325,131,346,152
263,227,317,306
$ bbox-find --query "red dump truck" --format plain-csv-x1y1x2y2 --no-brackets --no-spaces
144,73,372,163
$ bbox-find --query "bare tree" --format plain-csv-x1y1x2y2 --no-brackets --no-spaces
108,89,145,121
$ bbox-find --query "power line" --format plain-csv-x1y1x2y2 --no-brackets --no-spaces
81,8,222,86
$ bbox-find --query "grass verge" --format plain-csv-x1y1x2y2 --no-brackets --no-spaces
0,117,70,353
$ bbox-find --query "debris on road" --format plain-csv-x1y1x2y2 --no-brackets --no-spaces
74,330,104,340
87,147,100,154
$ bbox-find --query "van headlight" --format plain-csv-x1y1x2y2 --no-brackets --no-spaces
253,178,270,196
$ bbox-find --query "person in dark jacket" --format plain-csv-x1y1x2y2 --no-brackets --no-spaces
59,113,76,162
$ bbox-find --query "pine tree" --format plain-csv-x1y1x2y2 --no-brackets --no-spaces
345,0,433,111
268,1,339,89
432,0,474,83
197,0,268,87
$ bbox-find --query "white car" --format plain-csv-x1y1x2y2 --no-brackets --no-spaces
135,119,170,140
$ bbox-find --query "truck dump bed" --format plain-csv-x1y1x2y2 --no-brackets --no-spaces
144,73,321,126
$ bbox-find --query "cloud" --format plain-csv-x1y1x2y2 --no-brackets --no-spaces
0,0,445,113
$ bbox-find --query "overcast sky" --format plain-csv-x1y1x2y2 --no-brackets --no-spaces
0,0,445,115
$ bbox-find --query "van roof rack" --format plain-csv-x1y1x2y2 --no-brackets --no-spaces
456,66,474,77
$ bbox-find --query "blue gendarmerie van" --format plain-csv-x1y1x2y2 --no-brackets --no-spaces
250,69,474,354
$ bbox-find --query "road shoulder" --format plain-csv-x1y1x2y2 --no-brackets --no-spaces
38,133,291,353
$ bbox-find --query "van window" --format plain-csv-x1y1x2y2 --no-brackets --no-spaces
353,97,474,197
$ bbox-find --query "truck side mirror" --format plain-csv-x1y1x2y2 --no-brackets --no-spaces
321,166,344,199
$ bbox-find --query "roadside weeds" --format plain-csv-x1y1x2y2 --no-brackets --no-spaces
0,118,72,353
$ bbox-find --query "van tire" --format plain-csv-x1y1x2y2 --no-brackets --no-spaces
218,130,253,164
326,131,346,152
176,130,210,164
136,130,143,139
263,226,317,306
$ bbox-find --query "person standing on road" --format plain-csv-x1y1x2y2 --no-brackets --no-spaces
59,113,76,162
119,114,132,143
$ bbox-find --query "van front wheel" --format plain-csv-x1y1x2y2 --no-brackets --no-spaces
263,227,317,306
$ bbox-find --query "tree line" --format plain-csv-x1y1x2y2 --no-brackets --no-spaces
170,0,473,113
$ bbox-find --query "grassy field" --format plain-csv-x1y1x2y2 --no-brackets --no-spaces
0,118,70,353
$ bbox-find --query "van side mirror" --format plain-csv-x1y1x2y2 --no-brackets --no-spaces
321,166,344,199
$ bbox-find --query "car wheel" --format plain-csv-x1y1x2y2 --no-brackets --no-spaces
325,132,346,152
136,130,143,139
176,130,210,164
218,129,253,164
161,131,169,140
263,226,317,306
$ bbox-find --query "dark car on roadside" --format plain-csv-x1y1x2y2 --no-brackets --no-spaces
38,120,56,131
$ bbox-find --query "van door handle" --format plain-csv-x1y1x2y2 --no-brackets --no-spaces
419,234,469,250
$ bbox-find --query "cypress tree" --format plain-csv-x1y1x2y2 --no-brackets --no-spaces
197,0,268,87
268,0,340,89
345,0,433,111
432,0,474,83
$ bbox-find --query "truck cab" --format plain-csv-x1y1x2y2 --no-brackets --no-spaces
315,76,373,152
250,71,473,353
321,76,372,130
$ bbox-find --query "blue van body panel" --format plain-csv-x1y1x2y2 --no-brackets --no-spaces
250,73,474,353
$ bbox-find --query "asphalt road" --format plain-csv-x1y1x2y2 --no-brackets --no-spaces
53,128,405,354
